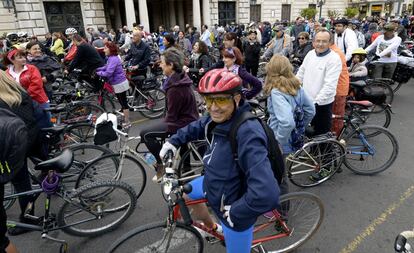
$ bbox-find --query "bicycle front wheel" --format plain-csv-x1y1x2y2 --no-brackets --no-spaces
57,180,136,237
253,192,324,253
343,125,399,175
108,221,203,253
75,153,147,200
63,123,95,146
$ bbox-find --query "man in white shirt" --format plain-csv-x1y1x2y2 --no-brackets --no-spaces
334,18,358,64
200,24,212,48
297,29,342,136
365,23,401,79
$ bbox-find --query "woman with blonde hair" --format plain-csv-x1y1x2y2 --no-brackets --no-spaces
0,70,41,237
264,55,315,155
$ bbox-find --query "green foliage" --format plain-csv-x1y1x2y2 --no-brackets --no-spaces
345,7,359,18
300,8,318,20
327,9,340,19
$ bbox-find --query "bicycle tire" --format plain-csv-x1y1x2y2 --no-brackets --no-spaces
343,125,399,175
138,88,166,119
62,144,114,188
177,141,206,179
107,221,204,253
390,81,403,93
356,108,392,137
75,153,147,200
64,103,105,123
253,192,324,253
57,180,136,237
63,123,95,146
3,182,15,210
287,139,345,187
85,93,117,112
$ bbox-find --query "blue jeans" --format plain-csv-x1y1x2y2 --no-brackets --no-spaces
188,176,254,253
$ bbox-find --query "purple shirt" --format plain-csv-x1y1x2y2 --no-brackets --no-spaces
96,55,127,85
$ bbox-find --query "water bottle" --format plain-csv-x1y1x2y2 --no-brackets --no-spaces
144,153,157,166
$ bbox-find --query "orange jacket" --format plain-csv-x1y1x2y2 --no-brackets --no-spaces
330,45,349,96
64,44,77,62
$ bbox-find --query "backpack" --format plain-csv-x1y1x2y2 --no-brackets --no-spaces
229,111,285,185
0,108,28,184
290,94,306,152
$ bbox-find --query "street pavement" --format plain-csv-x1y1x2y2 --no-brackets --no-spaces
7,80,414,253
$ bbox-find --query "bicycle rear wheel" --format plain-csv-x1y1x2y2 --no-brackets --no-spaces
108,221,203,253
138,88,166,119
253,192,324,253
343,125,399,175
75,153,147,200
64,103,105,123
57,180,136,237
287,139,345,187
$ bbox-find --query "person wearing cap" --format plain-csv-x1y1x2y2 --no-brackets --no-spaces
365,23,401,79
348,48,368,82
291,17,306,48
242,30,261,76
350,20,366,48
333,18,359,64
292,31,313,65
248,22,262,44
159,68,280,253
263,25,292,58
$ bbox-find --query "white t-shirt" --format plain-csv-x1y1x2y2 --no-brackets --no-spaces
365,35,402,63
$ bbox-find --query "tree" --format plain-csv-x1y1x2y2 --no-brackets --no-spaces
300,8,318,20
345,7,359,18
327,10,340,19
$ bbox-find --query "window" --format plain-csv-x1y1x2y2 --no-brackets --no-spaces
308,4,316,9
281,4,291,21
218,2,236,27
2,0,14,9
250,4,261,22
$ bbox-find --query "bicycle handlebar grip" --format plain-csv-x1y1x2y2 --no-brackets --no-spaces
395,234,407,252
176,198,193,226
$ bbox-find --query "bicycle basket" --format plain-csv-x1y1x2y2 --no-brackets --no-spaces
393,63,414,83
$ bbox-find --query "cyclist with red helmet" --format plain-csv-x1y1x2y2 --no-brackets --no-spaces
160,69,280,253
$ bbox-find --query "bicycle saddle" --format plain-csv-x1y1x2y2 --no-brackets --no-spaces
34,149,74,173
350,80,366,87
131,75,146,83
40,125,66,135
347,100,373,108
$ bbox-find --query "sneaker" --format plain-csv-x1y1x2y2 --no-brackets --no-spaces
309,168,332,181
122,122,132,130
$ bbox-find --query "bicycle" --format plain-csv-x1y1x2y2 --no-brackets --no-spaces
126,68,166,119
395,229,414,252
107,152,324,253
287,100,399,187
5,149,137,253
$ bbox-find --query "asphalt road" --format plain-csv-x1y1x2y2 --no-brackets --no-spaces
6,80,414,253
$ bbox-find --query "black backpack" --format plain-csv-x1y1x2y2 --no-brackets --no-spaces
229,111,285,185
0,108,28,184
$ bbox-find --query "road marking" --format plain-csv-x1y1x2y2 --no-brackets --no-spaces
132,118,149,125
339,185,414,253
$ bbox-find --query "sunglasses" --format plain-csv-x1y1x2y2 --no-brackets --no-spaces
298,37,306,40
203,95,233,108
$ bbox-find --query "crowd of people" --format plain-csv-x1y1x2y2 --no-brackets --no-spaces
1,12,414,253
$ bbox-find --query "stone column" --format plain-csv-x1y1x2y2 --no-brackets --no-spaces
138,0,150,32
113,0,122,28
124,0,136,30
177,0,185,30
202,0,211,27
169,1,177,27
193,0,201,30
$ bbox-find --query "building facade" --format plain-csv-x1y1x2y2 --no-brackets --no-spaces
3,0,408,37
348,0,413,17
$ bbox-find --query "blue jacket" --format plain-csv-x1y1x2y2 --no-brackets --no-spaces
267,88,315,154
169,103,280,231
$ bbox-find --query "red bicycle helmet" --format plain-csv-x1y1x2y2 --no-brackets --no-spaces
198,69,242,95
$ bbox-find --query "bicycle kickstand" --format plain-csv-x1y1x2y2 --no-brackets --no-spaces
41,233,68,253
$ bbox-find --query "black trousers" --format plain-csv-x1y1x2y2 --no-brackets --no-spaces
140,122,190,166
311,103,333,136
245,64,259,77
0,184,9,253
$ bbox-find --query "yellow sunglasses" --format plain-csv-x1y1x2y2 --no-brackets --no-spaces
202,95,234,108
